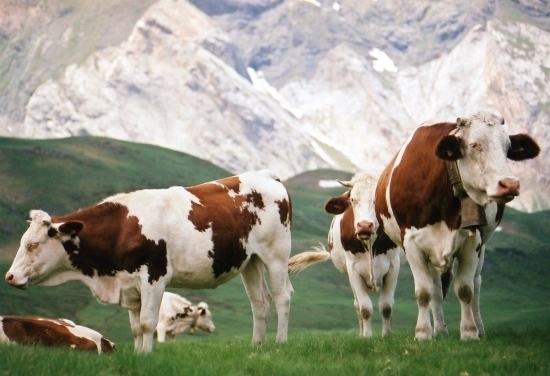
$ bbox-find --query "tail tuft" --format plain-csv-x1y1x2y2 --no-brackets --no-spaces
288,244,331,274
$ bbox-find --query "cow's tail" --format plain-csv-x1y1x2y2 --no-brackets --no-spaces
288,244,331,274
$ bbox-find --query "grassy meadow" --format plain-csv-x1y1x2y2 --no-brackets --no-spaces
0,136,549,375
1,327,550,376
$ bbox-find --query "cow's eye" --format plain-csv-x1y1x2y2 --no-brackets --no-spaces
27,242,39,251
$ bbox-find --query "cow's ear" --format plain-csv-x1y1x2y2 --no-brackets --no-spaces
457,117,471,127
198,307,206,316
325,192,349,215
508,134,540,161
435,135,463,161
58,221,84,236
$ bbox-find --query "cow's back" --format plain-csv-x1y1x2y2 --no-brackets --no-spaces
159,292,192,319
120,170,291,288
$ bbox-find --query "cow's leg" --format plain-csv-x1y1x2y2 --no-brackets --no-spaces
429,263,448,336
128,309,143,351
353,298,364,336
454,237,480,341
137,278,166,353
241,255,271,344
472,245,485,336
156,324,167,343
346,264,374,338
379,255,400,337
264,254,293,343
405,245,434,341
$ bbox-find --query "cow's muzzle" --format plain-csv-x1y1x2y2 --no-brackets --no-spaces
5,272,29,289
355,220,375,240
492,178,520,203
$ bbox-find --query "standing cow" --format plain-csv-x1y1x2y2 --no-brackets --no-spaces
375,110,540,340
156,291,215,342
288,172,400,337
5,169,293,353
0,316,115,353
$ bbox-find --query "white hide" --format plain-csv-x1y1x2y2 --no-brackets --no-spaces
156,291,215,342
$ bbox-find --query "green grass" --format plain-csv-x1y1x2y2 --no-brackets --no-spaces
1,326,549,375
0,136,549,375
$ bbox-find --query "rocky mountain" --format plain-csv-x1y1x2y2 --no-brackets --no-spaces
1,0,548,211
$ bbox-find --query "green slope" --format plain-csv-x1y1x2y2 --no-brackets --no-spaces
0,136,548,346
0,136,230,253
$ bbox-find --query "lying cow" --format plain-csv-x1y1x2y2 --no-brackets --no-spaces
0,315,115,353
5,169,294,353
288,172,400,337
156,291,215,342
375,110,540,340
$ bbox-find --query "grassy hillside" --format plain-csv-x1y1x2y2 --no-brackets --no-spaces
0,136,230,255
0,136,549,348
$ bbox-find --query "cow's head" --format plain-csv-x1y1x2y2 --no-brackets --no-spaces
325,173,379,241
172,302,215,333
435,110,540,206
5,210,83,289
194,302,216,333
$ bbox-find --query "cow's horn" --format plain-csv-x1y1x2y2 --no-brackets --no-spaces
336,179,352,187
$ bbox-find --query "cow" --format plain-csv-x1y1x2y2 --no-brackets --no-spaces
288,172,401,337
0,315,115,353
5,169,293,353
156,291,215,342
375,110,540,341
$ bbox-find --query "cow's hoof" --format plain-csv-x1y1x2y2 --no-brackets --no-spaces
414,328,432,341
460,328,479,341
434,326,449,336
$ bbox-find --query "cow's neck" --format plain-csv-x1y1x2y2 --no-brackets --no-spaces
35,269,120,306
37,269,85,287
446,160,488,231
360,239,376,289
189,307,201,330
78,274,122,305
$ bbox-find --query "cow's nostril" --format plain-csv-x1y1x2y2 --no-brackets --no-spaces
6,274,13,281
498,178,520,195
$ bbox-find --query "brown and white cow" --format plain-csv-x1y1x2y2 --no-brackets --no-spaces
288,173,400,337
5,169,293,353
0,316,115,353
156,291,215,342
375,110,540,340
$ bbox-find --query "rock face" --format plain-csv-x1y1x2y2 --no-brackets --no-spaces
20,0,326,178
1,0,549,210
